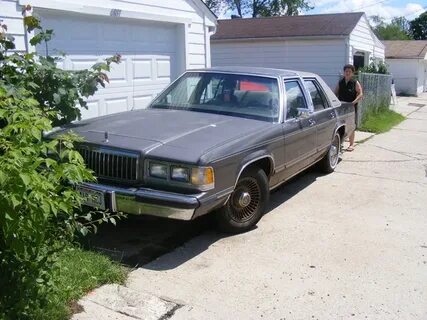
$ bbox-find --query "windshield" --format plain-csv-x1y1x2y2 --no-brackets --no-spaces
150,72,281,122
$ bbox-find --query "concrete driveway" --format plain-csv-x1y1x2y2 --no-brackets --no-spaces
74,95,427,320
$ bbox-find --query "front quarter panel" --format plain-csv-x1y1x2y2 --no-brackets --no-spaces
201,124,284,200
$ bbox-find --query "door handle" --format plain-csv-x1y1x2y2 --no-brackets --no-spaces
308,119,316,127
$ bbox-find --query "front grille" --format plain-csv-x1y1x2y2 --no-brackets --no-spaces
77,146,139,182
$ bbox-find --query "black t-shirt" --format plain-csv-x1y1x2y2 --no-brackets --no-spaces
338,78,357,103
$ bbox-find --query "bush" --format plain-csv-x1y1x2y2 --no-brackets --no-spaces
359,60,389,74
0,9,122,319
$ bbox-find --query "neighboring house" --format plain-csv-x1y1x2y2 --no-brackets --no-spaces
384,40,427,96
211,12,384,88
1,0,217,118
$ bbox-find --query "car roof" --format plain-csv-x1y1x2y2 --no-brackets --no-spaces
190,66,318,79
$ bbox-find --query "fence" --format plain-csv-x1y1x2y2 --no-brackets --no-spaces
356,72,392,127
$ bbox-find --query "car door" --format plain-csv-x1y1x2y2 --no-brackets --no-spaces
282,79,317,176
304,78,337,153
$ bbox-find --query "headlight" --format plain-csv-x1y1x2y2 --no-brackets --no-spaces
171,166,190,182
191,167,214,189
149,162,168,179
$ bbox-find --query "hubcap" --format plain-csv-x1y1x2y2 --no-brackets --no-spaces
238,192,251,207
230,177,261,223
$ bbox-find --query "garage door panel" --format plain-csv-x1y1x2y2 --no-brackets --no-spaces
81,100,102,120
105,97,129,115
37,11,181,119
133,95,155,110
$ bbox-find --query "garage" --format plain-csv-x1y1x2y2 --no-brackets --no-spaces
3,0,217,119
37,10,183,119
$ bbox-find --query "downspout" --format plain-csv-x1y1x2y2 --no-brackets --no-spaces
203,13,217,68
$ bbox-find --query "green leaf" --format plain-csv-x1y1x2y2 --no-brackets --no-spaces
19,173,31,186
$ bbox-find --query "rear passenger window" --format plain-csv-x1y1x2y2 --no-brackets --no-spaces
304,80,328,111
285,81,307,120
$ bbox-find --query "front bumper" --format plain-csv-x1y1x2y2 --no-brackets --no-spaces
80,182,200,221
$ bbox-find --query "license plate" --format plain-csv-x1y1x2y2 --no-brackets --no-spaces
77,186,106,210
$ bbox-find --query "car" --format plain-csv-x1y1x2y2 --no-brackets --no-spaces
51,67,355,233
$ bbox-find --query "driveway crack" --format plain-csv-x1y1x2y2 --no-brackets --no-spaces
370,144,427,159
335,171,427,185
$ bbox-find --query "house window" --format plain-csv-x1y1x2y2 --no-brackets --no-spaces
353,51,366,70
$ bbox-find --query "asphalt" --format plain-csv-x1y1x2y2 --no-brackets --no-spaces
73,94,427,320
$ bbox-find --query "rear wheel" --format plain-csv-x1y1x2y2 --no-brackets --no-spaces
320,132,341,173
216,167,269,233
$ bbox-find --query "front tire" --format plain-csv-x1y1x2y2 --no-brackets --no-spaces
320,132,341,173
216,167,269,233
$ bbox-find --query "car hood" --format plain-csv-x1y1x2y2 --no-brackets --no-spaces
52,109,271,163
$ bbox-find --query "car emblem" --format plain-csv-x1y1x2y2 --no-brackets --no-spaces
104,131,109,143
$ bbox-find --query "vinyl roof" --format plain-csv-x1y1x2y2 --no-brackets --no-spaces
384,40,427,59
190,66,317,78
211,12,364,41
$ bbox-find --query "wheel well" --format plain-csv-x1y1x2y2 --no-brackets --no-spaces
242,157,273,179
337,126,345,140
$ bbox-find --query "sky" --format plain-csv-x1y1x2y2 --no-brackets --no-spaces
218,0,426,22
308,0,426,21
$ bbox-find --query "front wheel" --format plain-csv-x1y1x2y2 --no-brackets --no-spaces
216,167,269,233
320,132,341,173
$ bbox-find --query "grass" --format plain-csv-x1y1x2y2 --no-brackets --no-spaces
38,246,127,320
359,108,405,134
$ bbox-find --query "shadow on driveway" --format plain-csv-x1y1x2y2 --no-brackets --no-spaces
84,167,322,269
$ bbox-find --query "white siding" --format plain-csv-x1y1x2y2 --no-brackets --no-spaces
0,0,215,68
212,39,346,88
0,0,26,51
386,59,426,96
349,15,385,64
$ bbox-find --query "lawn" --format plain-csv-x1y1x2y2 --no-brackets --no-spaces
34,247,127,320
359,109,405,134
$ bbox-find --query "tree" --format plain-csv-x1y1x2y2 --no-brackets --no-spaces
203,0,223,14
410,12,427,40
203,0,311,17
370,16,412,40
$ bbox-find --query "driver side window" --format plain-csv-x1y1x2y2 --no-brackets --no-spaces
285,81,308,120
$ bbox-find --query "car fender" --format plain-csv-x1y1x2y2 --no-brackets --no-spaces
234,151,275,187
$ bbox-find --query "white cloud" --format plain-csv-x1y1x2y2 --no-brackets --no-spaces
311,0,424,21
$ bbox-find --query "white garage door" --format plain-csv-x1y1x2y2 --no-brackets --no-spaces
36,11,183,119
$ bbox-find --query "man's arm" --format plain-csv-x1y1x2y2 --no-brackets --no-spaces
353,81,363,105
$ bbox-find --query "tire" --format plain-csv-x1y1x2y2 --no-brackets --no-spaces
320,132,341,173
216,167,269,233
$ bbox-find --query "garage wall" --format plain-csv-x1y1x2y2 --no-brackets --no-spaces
349,15,385,64
387,59,423,96
1,0,217,118
0,0,27,51
212,39,346,89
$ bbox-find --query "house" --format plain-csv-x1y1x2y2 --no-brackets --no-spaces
211,12,384,88
1,0,217,118
384,40,427,96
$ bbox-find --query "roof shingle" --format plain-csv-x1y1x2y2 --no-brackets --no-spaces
383,40,427,59
212,12,364,41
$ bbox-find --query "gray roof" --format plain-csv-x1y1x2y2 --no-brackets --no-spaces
384,40,427,59
191,66,317,78
212,12,364,41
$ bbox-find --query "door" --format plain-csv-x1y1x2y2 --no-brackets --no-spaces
36,10,184,119
303,79,337,153
282,80,317,176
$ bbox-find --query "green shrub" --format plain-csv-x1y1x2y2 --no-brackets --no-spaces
359,60,389,74
0,9,122,319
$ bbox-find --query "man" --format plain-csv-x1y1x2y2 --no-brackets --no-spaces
335,64,363,151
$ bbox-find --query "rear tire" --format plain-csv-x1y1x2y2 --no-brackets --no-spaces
320,132,341,173
216,167,269,233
